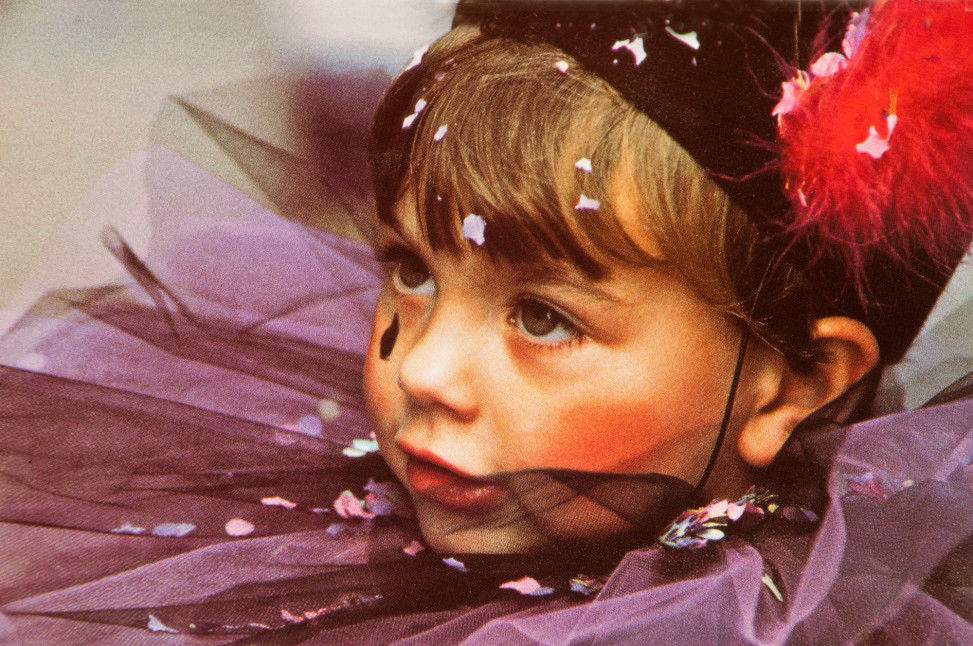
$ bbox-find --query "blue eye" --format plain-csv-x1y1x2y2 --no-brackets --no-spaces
392,252,436,296
514,299,580,343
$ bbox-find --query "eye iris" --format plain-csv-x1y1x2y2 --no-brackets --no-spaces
520,301,559,336
398,257,430,288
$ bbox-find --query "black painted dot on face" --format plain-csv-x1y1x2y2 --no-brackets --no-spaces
379,313,399,360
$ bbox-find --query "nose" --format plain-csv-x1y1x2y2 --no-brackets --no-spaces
397,301,480,421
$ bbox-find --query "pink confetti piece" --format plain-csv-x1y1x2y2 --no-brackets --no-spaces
462,214,487,245
726,502,746,521
317,398,340,421
280,608,303,623
611,35,647,66
664,26,700,50
499,576,554,596
333,490,375,519
261,496,297,510
151,522,195,537
575,194,600,210
401,98,428,129
433,124,448,141
772,73,810,118
147,615,178,633
810,51,848,78
403,540,425,556
403,44,429,72
855,125,891,159
110,522,145,535
554,60,569,73
296,414,322,437
575,157,592,173
225,518,255,536
442,556,467,572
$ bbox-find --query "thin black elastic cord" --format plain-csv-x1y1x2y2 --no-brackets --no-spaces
695,328,750,492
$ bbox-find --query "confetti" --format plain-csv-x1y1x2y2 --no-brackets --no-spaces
296,415,322,437
433,124,448,141
762,573,784,602
611,35,647,66
462,214,487,245
280,608,303,623
403,44,429,72
148,614,178,633
442,557,468,572
810,51,848,78
665,26,700,50
499,576,554,596
401,98,428,129
343,437,379,458
575,194,600,210
261,496,298,509
403,540,425,556
151,523,195,538
554,60,569,73
334,490,375,519
569,575,606,596
110,522,145,535
317,398,340,421
225,518,255,536
855,115,896,160
772,72,810,118
575,157,592,173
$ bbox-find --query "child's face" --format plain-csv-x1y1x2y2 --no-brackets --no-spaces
363,196,754,554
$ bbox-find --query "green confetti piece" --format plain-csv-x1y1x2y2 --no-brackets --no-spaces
762,573,783,602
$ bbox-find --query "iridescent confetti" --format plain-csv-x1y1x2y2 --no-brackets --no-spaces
575,157,592,173
110,522,145,535
433,124,448,141
499,576,554,596
403,540,425,556
342,437,379,458
334,490,375,519
296,415,322,437
462,214,487,245
151,522,195,537
147,615,178,633
554,60,569,73
261,496,298,509
225,518,255,536
317,398,340,421
575,194,600,210
665,26,700,50
403,44,429,72
442,557,467,572
611,35,647,66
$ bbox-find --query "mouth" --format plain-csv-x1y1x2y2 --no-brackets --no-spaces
399,444,505,512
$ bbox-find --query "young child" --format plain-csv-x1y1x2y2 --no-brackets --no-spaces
1,0,971,643
362,0,973,563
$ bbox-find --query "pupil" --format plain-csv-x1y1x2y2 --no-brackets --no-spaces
399,257,429,288
521,301,558,336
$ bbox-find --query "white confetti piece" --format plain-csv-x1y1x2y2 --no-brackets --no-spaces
342,447,368,458
499,576,555,596
762,573,784,602
462,214,487,246
442,556,468,572
554,60,569,73
810,51,848,78
151,522,195,537
403,44,429,72
403,540,425,556
575,194,601,210
296,415,322,437
611,35,647,66
147,615,178,633
401,98,428,130
317,398,340,421
225,518,255,536
261,496,298,510
855,125,891,159
433,124,448,141
110,522,145,535
575,157,592,173
15,352,46,371
665,26,700,50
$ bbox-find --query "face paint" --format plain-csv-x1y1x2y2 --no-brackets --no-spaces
379,313,400,360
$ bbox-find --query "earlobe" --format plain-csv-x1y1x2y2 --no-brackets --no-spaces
737,317,879,468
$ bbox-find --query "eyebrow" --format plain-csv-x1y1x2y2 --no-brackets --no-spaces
508,263,626,305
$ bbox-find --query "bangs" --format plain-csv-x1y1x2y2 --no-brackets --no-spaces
369,26,654,279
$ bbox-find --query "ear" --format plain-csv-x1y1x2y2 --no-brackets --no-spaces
737,317,879,467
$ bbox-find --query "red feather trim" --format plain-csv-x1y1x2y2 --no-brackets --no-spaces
777,0,973,290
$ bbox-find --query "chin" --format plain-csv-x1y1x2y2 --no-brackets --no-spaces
412,499,546,554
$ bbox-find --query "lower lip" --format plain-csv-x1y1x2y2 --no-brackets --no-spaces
405,456,505,512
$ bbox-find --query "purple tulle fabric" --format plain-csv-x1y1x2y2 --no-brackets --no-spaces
1,150,970,644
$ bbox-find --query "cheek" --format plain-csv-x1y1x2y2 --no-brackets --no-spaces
363,308,399,442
